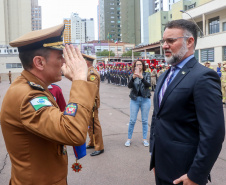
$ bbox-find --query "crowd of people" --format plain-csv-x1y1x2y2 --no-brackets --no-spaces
0,19,225,185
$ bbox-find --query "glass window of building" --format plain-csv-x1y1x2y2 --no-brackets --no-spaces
223,46,226,60
195,50,199,62
201,48,214,62
223,22,226,32
209,17,219,34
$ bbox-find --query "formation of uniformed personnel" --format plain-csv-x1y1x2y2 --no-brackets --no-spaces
84,54,104,156
106,66,111,83
0,24,98,184
99,66,105,82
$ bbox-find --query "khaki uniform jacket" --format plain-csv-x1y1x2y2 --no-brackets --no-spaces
0,70,97,185
87,66,100,108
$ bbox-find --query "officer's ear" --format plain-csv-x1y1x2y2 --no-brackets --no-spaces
33,56,46,71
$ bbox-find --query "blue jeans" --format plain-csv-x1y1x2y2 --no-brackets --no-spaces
128,96,151,139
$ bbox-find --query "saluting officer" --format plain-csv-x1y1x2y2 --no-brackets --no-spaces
84,54,104,156
0,24,97,184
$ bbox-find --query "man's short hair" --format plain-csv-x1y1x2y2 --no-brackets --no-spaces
19,48,51,70
165,19,198,47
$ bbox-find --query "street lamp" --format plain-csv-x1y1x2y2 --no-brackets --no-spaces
180,10,204,38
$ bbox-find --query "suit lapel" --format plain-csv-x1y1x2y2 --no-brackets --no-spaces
157,57,197,113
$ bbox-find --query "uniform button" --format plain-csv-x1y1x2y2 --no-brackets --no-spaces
153,133,155,136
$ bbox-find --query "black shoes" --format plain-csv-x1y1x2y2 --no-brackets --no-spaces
90,149,104,156
86,145,94,149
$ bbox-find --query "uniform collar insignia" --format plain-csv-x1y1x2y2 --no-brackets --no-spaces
28,81,45,91
182,71,186,75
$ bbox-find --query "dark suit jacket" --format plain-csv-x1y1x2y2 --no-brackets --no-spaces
149,57,225,185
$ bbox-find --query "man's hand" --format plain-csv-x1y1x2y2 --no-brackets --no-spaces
173,174,198,185
62,44,88,81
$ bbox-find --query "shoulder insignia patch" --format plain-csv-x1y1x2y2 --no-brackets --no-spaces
28,81,45,91
90,75,96,81
64,103,78,117
30,96,52,111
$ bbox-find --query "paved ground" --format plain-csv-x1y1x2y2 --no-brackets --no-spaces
0,77,225,185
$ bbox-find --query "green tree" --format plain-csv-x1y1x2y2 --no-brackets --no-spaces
122,50,141,57
96,50,115,56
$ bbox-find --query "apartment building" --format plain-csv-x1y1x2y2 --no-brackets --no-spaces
31,0,42,31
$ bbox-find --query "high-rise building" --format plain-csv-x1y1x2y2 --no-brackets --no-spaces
63,13,94,44
121,0,141,45
140,0,155,44
98,0,121,42
31,0,42,31
0,0,32,45
63,18,71,44
154,0,180,12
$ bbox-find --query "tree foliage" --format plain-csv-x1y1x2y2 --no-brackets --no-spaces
96,50,115,56
121,50,141,57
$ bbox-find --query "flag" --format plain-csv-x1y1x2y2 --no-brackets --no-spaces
114,40,118,44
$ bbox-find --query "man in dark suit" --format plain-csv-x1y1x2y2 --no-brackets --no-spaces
149,19,225,185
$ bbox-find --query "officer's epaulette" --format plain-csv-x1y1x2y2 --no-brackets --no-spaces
28,81,45,91
89,69,94,74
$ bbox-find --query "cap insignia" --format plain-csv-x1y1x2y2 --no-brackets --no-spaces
90,75,96,81
43,41,63,47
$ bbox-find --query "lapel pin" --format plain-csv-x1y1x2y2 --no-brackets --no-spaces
182,71,186,75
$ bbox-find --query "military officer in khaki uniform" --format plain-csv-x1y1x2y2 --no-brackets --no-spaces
221,64,226,104
8,70,12,84
84,54,104,156
151,66,157,91
0,24,98,185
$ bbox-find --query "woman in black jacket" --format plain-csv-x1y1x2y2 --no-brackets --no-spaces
125,60,151,147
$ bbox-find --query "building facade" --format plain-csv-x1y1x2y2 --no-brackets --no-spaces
98,0,121,42
182,0,226,65
154,0,181,12
148,0,212,43
0,0,32,45
31,0,42,31
63,13,94,44
140,0,155,44
120,0,141,45
63,18,71,44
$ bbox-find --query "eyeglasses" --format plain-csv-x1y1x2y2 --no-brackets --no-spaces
159,37,189,46
136,64,142,66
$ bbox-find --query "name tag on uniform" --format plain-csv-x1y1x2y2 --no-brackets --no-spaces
30,96,52,111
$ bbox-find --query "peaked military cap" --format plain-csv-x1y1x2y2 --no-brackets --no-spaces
82,54,96,61
9,24,65,52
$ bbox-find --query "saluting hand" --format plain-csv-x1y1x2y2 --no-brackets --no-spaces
62,44,88,81
173,174,198,185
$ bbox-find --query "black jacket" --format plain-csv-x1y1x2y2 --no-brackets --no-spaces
128,72,151,100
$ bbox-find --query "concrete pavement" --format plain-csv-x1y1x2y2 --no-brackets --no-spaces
0,77,225,185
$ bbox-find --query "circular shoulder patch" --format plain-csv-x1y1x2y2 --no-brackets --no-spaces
90,75,96,81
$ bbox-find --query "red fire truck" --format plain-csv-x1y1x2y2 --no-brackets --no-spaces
138,59,159,68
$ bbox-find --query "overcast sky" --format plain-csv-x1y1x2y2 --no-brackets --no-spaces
38,0,98,39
